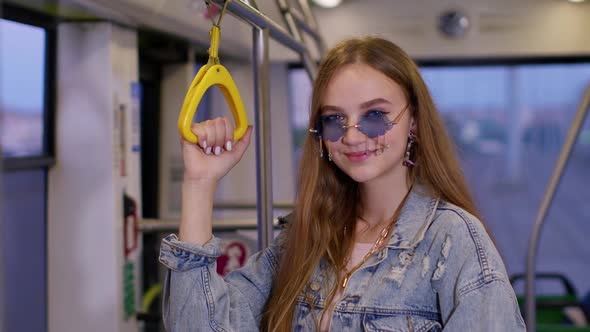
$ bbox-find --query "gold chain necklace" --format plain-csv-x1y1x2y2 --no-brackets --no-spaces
341,189,411,289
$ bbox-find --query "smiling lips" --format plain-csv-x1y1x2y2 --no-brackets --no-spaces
344,150,376,162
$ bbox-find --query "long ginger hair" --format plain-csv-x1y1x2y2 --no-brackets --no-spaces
261,37,480,331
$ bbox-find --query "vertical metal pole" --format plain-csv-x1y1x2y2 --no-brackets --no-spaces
525,83,590,331
0,143,4,332
253,27,274,250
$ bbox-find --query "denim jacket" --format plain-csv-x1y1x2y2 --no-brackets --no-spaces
159,185,526,331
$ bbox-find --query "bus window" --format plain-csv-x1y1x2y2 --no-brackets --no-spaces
420,64,590,295
1,19,46,158
1,9,54,331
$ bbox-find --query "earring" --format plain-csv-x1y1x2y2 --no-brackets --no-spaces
403,130,417,167
319,137,332,162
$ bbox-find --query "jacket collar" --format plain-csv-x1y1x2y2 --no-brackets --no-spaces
386,184,439,249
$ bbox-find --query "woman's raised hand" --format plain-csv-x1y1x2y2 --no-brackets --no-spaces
182,116,253,185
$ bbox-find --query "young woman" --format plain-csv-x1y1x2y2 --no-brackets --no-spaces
159,37,526,331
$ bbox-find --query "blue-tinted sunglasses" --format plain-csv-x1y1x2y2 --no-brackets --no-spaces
309,107,408,142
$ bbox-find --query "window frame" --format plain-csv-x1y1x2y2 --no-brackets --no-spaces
416,55,590,68
2,4,56,171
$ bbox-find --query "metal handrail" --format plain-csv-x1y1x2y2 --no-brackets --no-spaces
275,0,318,81
296,0,319,31
209,0,306,55
525,82,590,331
289,9,322,48
295,0,326,62
140,218,281,233
213,201,294,210
207,0,324,250
252,25,274,251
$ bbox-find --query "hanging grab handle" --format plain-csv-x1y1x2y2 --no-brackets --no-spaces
178,54,248,143
178,2,248,144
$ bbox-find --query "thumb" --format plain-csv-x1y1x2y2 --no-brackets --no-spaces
232,126,253,160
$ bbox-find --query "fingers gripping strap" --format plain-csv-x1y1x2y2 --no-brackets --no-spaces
178,64,248,144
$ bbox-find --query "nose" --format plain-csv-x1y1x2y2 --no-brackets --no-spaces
341,123,365,146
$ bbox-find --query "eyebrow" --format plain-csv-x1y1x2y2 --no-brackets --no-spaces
321,98,392,113
360,98,392,108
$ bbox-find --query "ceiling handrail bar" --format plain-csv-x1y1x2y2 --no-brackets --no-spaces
275,0,318,80
208,0,306,55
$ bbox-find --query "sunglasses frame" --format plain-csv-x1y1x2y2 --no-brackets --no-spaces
309,105,410,141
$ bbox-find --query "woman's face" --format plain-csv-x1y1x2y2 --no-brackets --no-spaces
320,62,414,184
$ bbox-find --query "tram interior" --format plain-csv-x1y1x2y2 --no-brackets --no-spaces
1,0,590,331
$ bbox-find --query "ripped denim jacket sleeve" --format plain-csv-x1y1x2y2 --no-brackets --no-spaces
159,232,284,332
431,206,526,331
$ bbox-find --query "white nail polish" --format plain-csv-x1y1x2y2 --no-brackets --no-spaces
214,146,221,155
226,141,232,151
206,146,212,155
201,140,207,149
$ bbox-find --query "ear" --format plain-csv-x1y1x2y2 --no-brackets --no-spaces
409,116,417,132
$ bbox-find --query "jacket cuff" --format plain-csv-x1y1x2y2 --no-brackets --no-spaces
159,234,221,271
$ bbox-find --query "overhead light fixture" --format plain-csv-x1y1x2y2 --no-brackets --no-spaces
568,0,586,3
311,0,342,8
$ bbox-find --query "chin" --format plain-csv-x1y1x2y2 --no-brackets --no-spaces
349,174,375,183
339,166,381,183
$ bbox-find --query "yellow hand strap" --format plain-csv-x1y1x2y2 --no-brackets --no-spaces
178,1,248,144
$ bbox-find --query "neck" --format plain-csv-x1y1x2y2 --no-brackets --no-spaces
359,166,411,227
